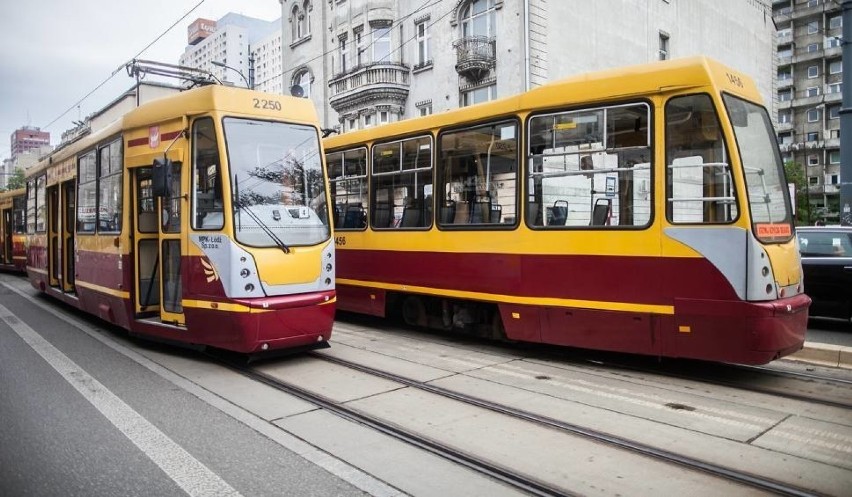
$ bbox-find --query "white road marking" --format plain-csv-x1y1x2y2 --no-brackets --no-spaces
0,303,242,497
0,280,403,497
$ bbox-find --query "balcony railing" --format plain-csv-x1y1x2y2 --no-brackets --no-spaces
453,36,496,81
328,62,410,111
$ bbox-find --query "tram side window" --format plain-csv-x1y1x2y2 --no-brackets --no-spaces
25,179,36,234
35,175,46,233
192,118,224,230
98,139,123,233
326,148,368,230
665,94,737,224
13,196,25,233
527,103,651,228
77,151,97,233
438,120,518,228
371,135,433,229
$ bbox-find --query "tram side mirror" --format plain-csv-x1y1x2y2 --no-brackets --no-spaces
152,158,172,197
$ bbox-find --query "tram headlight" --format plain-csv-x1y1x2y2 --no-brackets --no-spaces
325,278,332,286
245,283,255,292
761,266,769,277
240,268,251,278
326,263,333,272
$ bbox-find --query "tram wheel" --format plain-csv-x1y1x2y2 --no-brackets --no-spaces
401,295,427,327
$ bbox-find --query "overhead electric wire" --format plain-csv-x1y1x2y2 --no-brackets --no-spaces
41,0,207,131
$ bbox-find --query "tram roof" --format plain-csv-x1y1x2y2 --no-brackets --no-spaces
30,85,320,178
325,56,758,149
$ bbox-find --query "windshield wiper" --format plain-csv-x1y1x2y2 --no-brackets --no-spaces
233,174,291,254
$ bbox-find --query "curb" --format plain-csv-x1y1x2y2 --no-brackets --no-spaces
784,342,852,369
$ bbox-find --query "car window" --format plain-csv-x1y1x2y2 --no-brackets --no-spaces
798,231,852,257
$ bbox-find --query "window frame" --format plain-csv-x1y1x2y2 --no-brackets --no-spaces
369,134,434,231
437,117,520,231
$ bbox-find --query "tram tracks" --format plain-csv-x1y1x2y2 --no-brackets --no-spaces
209,343,826,496
211,352,573,497
303,352,820,497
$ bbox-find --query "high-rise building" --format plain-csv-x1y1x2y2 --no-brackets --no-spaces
179,14,279,90
10,126,50,159
772,0,843,224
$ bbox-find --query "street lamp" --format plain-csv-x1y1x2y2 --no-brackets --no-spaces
211,60,251,89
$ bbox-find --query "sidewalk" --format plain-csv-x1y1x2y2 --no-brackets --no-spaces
785,342,852,369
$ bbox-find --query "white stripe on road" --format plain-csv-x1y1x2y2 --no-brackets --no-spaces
0,304,242,497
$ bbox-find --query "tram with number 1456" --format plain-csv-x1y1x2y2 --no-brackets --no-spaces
324,57,809,365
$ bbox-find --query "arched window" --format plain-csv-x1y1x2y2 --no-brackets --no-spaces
290,5,301,41
302,1,312,35
460,0,496,38
292,69,312,98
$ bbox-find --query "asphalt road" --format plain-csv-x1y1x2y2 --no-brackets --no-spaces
806,318,852,347
0,282,372,497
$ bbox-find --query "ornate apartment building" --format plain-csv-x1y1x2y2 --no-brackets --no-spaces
179,2,778,144
772,0,844,223
277,0,776,134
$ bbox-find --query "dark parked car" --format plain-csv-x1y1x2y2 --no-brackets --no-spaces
796,226,852,321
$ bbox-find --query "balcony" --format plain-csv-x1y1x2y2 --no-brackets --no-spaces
453,36,496,81
328,62,410,113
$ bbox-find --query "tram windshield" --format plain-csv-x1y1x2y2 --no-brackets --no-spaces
223,117,330,248
723,94,793,242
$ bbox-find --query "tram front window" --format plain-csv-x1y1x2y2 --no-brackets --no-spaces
722,94,793,242
223,118,330,248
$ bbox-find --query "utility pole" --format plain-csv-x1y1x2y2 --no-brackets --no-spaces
248,52,256,90
840,0,852,225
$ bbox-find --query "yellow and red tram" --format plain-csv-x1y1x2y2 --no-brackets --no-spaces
324,57,809,365
0,188,27,273
23,85,336,353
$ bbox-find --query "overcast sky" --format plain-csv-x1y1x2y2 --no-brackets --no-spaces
0,0,282,162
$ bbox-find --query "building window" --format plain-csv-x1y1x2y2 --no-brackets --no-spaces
808,176,819,186
826,37,842,49
829,151,840,164
340,37,348,72
356,31,364,66
806,131,820,142
808,155,819,166
806,43,819,53
829,105,840,119
364,114,373,127
379,111,389,124
829,15,842,29
461,0,497,38
461,83,497,106
415,21,431,67
807,21,819,34
778,89,792,101
778,68,792,80
807,65,819,78
807,109,821,122
292,69,312,98
827,82,842,94
348,118,357,132
807,0,820,7
291,5,301,41
418,104,432,116
303,1,312,35
779,110,792,123
829,60,842,74
659,32,670,60
806,86,820,97
373,26,391,63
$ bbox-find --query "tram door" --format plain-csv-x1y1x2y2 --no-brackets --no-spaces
62,180,76,292
132,164,185,326
158,162,184,326
48,185,60,287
